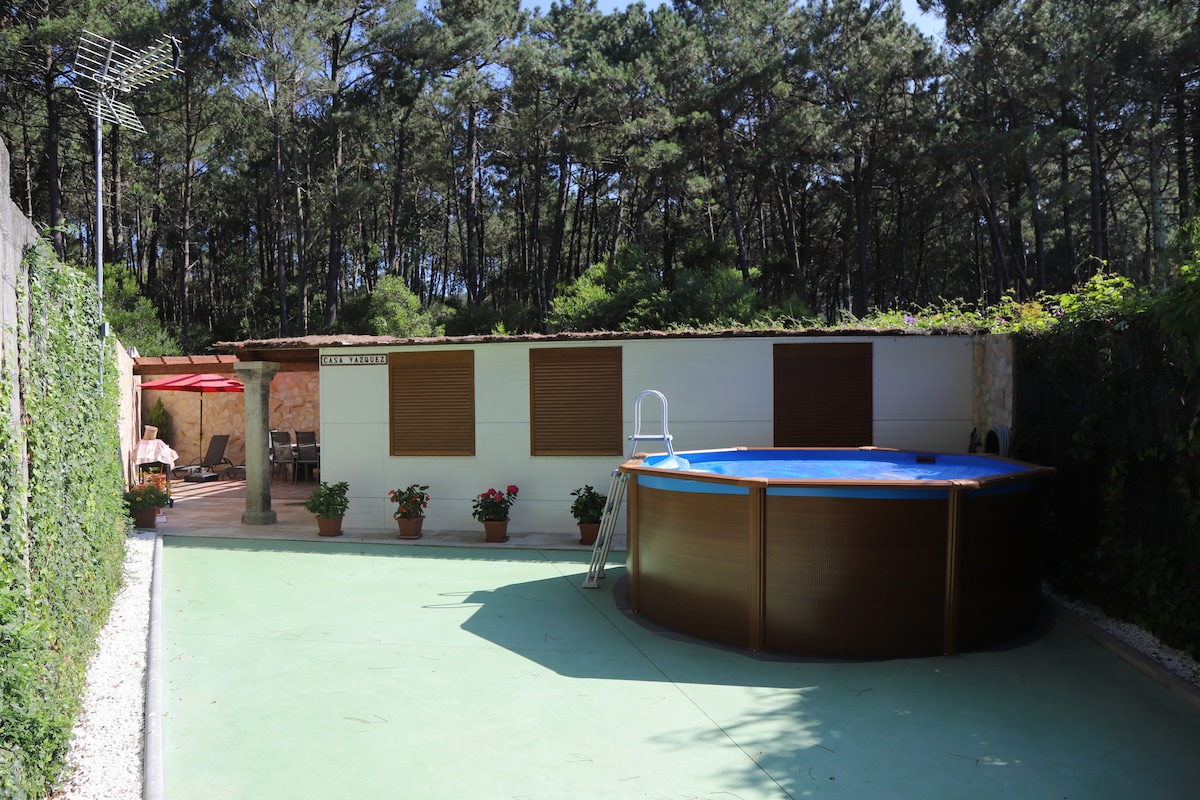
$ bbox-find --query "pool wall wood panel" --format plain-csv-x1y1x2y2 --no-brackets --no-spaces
621,452,1053,658
633,486,751,647
956,489,1042,650
763,496,947,657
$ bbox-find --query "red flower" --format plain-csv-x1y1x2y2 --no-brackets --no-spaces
507,485,519,495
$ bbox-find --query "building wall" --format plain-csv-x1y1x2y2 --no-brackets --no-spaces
116,342,139,484
973,334,1014,435
1,138,37,448
320,334,979,534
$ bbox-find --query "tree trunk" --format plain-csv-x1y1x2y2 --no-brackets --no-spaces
716,112,751,282
180,82,198,353
1148,109,1166,281
852,151,871,316
966,162,1010,298
1020,151,1048,293
273,113,289,336
324,122,344,328
147,154,163,288
296,145,310,333
530,107,547,330
1175,75,1190,222
776,167,801,286
45,48,64,259
1060,136,1076,277
545,150,571,316
464,101,481,303
1086,82,1105,273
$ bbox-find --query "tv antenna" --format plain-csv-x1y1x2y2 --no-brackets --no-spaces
72,30,180,383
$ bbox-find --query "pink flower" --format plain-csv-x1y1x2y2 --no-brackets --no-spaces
507,485,519,495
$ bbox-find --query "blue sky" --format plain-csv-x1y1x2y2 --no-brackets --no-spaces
521,1,946,41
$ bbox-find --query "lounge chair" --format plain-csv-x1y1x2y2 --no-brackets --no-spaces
172,434,233,481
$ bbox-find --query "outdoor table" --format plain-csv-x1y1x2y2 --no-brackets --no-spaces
136,438,179,472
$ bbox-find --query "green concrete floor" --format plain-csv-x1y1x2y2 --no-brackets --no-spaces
161,537,1200,800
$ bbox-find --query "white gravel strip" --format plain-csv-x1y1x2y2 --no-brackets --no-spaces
44,535,1200,799
48,530,155,800
1046,583,1200,691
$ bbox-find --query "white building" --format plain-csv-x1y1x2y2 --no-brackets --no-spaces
222,330,1007,534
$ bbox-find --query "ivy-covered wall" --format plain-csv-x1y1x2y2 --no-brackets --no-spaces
1014,318,1200,655
0,242,128,798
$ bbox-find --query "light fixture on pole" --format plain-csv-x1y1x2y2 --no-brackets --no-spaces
72,30,180,382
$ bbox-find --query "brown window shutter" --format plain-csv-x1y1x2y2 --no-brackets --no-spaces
773,342,873,446
530,347,622,456
389,350,475,455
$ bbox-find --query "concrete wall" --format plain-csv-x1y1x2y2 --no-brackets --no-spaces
319,334,980,534
116,342,140,484
1,140,37,432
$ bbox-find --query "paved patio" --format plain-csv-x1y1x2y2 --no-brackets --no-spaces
156,476,618,550
154,479,1200,799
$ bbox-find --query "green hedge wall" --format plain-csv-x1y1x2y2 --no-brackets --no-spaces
1014,317,1200,655
0,246,127,799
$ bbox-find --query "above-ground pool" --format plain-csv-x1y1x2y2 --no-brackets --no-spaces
622,447,1055,658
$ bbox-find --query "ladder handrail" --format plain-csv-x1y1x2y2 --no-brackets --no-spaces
584,389,678,588
628,389,673,460
581,468,626,588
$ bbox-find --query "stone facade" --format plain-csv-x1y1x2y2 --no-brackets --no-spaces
140,371,318,468
972,334,1014,450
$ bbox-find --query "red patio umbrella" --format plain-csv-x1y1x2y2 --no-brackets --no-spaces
139,373,244,454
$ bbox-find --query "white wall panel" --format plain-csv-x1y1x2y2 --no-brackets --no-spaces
319,362,389,424
873,420,974,453
319,334,981,533
475,345,530,423
623,338,774,422
873,337,974,422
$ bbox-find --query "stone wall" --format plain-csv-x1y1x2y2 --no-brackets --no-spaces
140,370,318,468
972,334,1014,451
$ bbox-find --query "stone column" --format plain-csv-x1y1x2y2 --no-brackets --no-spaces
235,361,279,524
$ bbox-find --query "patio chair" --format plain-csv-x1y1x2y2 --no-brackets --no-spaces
172,434,233,481
293,431,320,483
269,430,295,482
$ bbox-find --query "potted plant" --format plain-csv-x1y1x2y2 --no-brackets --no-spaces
389,483,430,539
570,484,607,545
124,481,170,529
471,484,519,542
304,480,350,536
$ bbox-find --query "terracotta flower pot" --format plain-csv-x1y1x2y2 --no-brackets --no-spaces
316,515,344,537
130,507,158,529
396,517,424,539
577,522,600,546
482,519,509,543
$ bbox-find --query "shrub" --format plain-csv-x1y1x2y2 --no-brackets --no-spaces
1,245,126,797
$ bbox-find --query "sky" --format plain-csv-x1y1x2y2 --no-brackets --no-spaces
521,1,946,42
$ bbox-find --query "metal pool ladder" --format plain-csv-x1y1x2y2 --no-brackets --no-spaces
582,389,678,589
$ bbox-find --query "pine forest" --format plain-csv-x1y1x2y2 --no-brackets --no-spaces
1,0,1198,352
